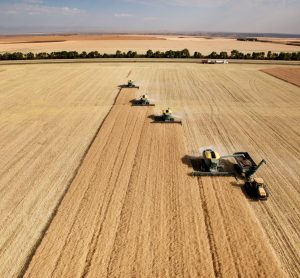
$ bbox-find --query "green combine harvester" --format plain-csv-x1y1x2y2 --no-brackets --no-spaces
126,80,139,89
192,149,269,200
132,95,155,106
192,149,243,177
153,108,182,124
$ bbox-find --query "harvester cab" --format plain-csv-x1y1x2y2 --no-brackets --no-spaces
203,149,221,173
153,108,182,124
162,108,173,120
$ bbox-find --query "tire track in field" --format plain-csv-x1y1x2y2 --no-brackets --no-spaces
80,107,147,278
195,174,286,277
24,85,286,277
197,179,221,277
17,88,124,278
24,89,216,277
24,88,147,277
52,106,134,277
101,120,215,277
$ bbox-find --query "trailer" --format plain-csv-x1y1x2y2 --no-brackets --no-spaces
234,152,269,200
234,152,256,174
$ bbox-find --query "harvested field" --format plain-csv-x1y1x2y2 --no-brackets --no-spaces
0,35,165,43
0,64,133,277
261,67,300,87
0,35,299,55
25,88,284,278
258,38,300,46
0,63,299,277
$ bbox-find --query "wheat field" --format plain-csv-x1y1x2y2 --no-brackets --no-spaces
1,35,299,55
0,63,299,277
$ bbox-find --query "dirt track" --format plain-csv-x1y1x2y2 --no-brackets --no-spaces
25,88,285,277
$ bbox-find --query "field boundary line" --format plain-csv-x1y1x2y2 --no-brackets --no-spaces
18,87,123,278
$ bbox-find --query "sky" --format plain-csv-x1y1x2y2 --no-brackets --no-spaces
0,0,299,34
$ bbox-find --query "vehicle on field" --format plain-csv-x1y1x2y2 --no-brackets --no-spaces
132,95,155,106
153,108,182,124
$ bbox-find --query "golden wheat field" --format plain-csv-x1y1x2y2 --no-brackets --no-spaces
0,35,300,55
0,62,299,278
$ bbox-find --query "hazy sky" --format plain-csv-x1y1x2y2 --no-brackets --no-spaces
0,0,299,34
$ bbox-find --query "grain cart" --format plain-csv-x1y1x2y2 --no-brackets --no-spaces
234,152,268,200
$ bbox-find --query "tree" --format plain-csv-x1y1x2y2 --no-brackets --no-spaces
231,50,238,59
80,51,87,58
153,51,161,58
208,51,218,59
165,50,175,58
146,49,153,58
0,49,298,61
36,52,49,59
271,52,279,60
26,52,35,60
292,52,300,60
7,52,24,60
87,51,101,58
219,51,228,59
258,52,265,59
174,51,181,58
193,52,202,58
181,48,190,58
245,53,251,59
126,51,133,58
252,52,258,59
72,51,80,58
115,50,122,58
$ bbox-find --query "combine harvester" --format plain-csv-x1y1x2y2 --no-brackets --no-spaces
153,108,182,124
132,95,155,106
126,80,140,89
192,149,243,177
234,152,269,200
192,149,269,200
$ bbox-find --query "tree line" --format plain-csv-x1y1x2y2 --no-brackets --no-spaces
0,49,300,61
